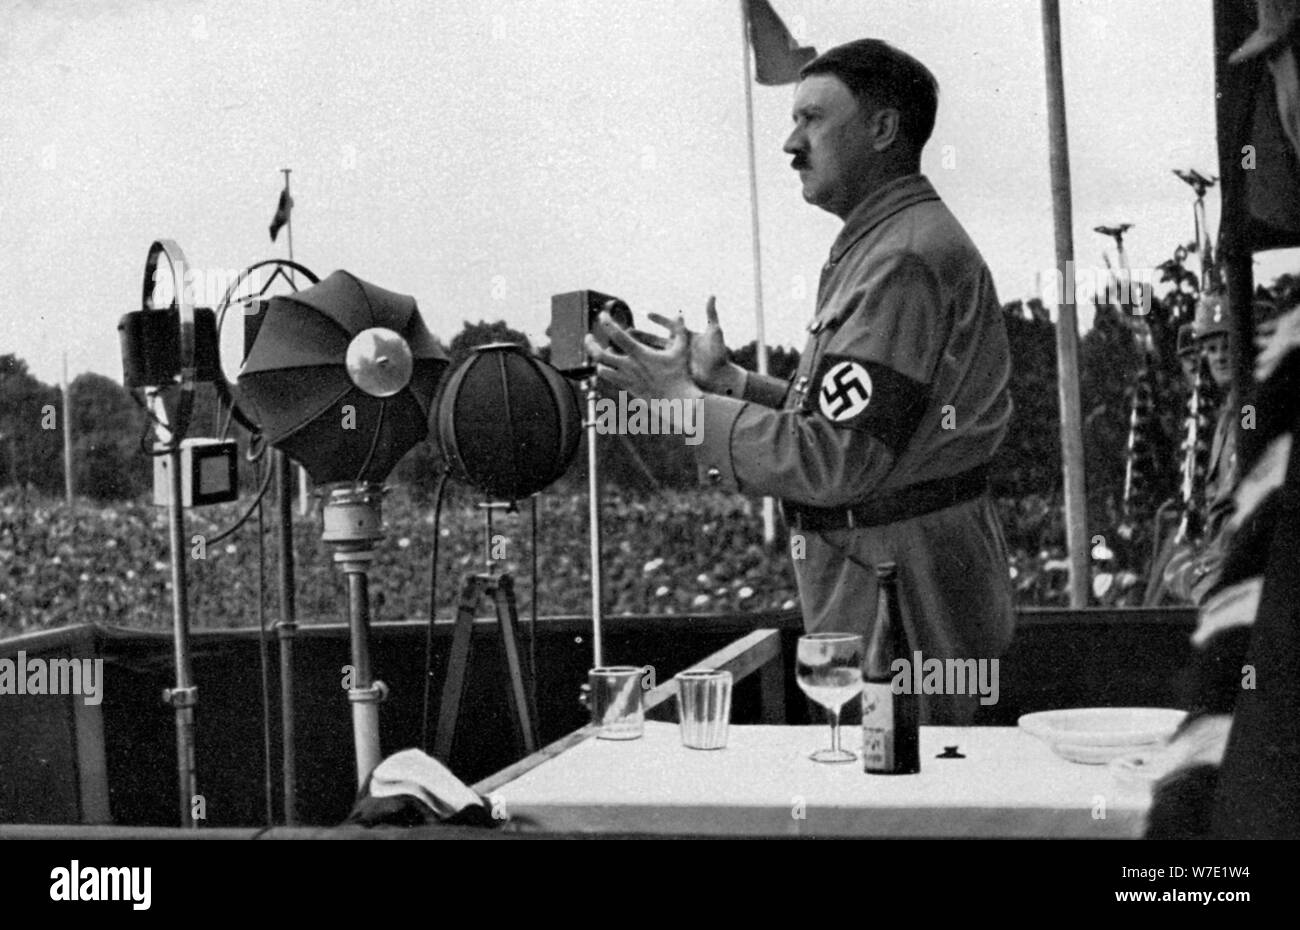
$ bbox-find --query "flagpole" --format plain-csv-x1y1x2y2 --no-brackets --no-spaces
1041,0,1090,607
282,168,294,272
274,167,303,824
62,352,73,504
740,0,777,546
278,167,312,518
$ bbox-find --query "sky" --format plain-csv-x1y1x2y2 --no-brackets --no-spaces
2,0,1297,387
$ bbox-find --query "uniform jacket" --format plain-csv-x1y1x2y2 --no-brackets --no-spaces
694,173,1015,723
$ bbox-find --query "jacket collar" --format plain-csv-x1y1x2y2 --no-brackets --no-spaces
827,174,940,265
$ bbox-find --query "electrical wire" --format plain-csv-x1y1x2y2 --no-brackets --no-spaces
352,399,385,484
421,469,450,752
131,385,273,547
529,494,539,732
205,461,274,547
130,391,173,457
216,389,236,442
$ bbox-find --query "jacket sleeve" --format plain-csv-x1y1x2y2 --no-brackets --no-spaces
741,370,791,408
694,252,947,506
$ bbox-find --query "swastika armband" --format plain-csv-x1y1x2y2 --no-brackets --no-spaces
802,353,930,453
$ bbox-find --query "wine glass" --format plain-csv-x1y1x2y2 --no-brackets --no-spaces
796,632,865,763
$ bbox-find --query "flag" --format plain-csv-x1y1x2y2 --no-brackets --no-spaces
1214,0,1300,255
269,182,293,242
745,0,816,86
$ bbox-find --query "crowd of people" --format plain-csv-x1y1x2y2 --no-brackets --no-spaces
6,483,1139,636
0,486,808,636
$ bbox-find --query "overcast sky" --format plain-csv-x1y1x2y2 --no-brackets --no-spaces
2,0,1297,386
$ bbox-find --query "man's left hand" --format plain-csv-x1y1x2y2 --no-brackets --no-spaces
584,312,703,402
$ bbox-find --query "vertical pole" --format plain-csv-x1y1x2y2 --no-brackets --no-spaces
282,168,294,272
146,312,199,827
740,0,776,546
62,353,73,504
276,167,302,820
165,443,199,827
323,489,386,786
585,378,603,668
1041,0,1090,607
275,450,297,824
344,559,382,785
279,167,310,517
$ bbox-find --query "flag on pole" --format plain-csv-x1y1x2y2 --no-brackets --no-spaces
745,0,816,86
269,182,294,242
739,1,814,546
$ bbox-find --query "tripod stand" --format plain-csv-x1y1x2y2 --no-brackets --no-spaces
434,501,539,762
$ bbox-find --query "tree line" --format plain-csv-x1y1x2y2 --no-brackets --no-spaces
5,263,1297,544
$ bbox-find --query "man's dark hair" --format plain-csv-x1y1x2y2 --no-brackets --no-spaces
800,39,939,151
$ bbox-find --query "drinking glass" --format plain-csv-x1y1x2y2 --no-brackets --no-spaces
588,666,646,739
796,633,865,763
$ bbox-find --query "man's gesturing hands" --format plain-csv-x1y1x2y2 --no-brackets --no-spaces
584,307,702,402
584,296,745,401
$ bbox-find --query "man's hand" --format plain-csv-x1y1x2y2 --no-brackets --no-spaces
585,312,703,402
648,296,745,396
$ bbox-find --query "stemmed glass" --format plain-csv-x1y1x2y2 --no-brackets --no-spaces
795,633,865,763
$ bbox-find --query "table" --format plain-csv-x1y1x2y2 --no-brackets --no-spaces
489,722,1152,837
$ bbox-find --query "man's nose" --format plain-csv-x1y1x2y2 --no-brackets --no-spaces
782,129,804,156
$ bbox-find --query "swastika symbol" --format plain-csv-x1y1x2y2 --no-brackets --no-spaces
819,361,873,421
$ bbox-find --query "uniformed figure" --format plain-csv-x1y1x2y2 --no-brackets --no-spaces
587,39,1015,724
1162,293,1239,603
1197,294,1238,523
1142,322,1215,607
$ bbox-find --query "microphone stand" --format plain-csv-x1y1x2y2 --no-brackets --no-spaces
584,375,604,668
321,483,389,786
160,425,199,829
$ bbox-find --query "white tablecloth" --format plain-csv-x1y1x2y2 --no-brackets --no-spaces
493,722,1151,837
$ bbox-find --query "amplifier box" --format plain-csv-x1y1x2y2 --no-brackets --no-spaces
153,438,239,508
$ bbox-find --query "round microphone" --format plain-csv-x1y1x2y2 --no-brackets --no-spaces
434,343,581,501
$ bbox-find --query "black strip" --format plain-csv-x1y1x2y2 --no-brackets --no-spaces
783,465,989,530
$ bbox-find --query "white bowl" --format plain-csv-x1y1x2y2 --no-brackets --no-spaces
1017,707,1186,764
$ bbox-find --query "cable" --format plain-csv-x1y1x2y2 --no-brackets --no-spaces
529,494,539,730
352,399,386,484
131,391,173,458
216,389,236,442
205,462,274,547
421,469,450,752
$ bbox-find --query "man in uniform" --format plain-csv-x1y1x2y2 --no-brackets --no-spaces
1199,298,1239,524
587,39,1014,724
1162,294,1279,604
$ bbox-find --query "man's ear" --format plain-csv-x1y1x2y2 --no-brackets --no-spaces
869,107,901,152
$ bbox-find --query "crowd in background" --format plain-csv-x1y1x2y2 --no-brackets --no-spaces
8,269,1298,636
0,486,796,636
1,483,1126,638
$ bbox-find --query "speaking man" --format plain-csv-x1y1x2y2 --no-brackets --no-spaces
587,39,1015,724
